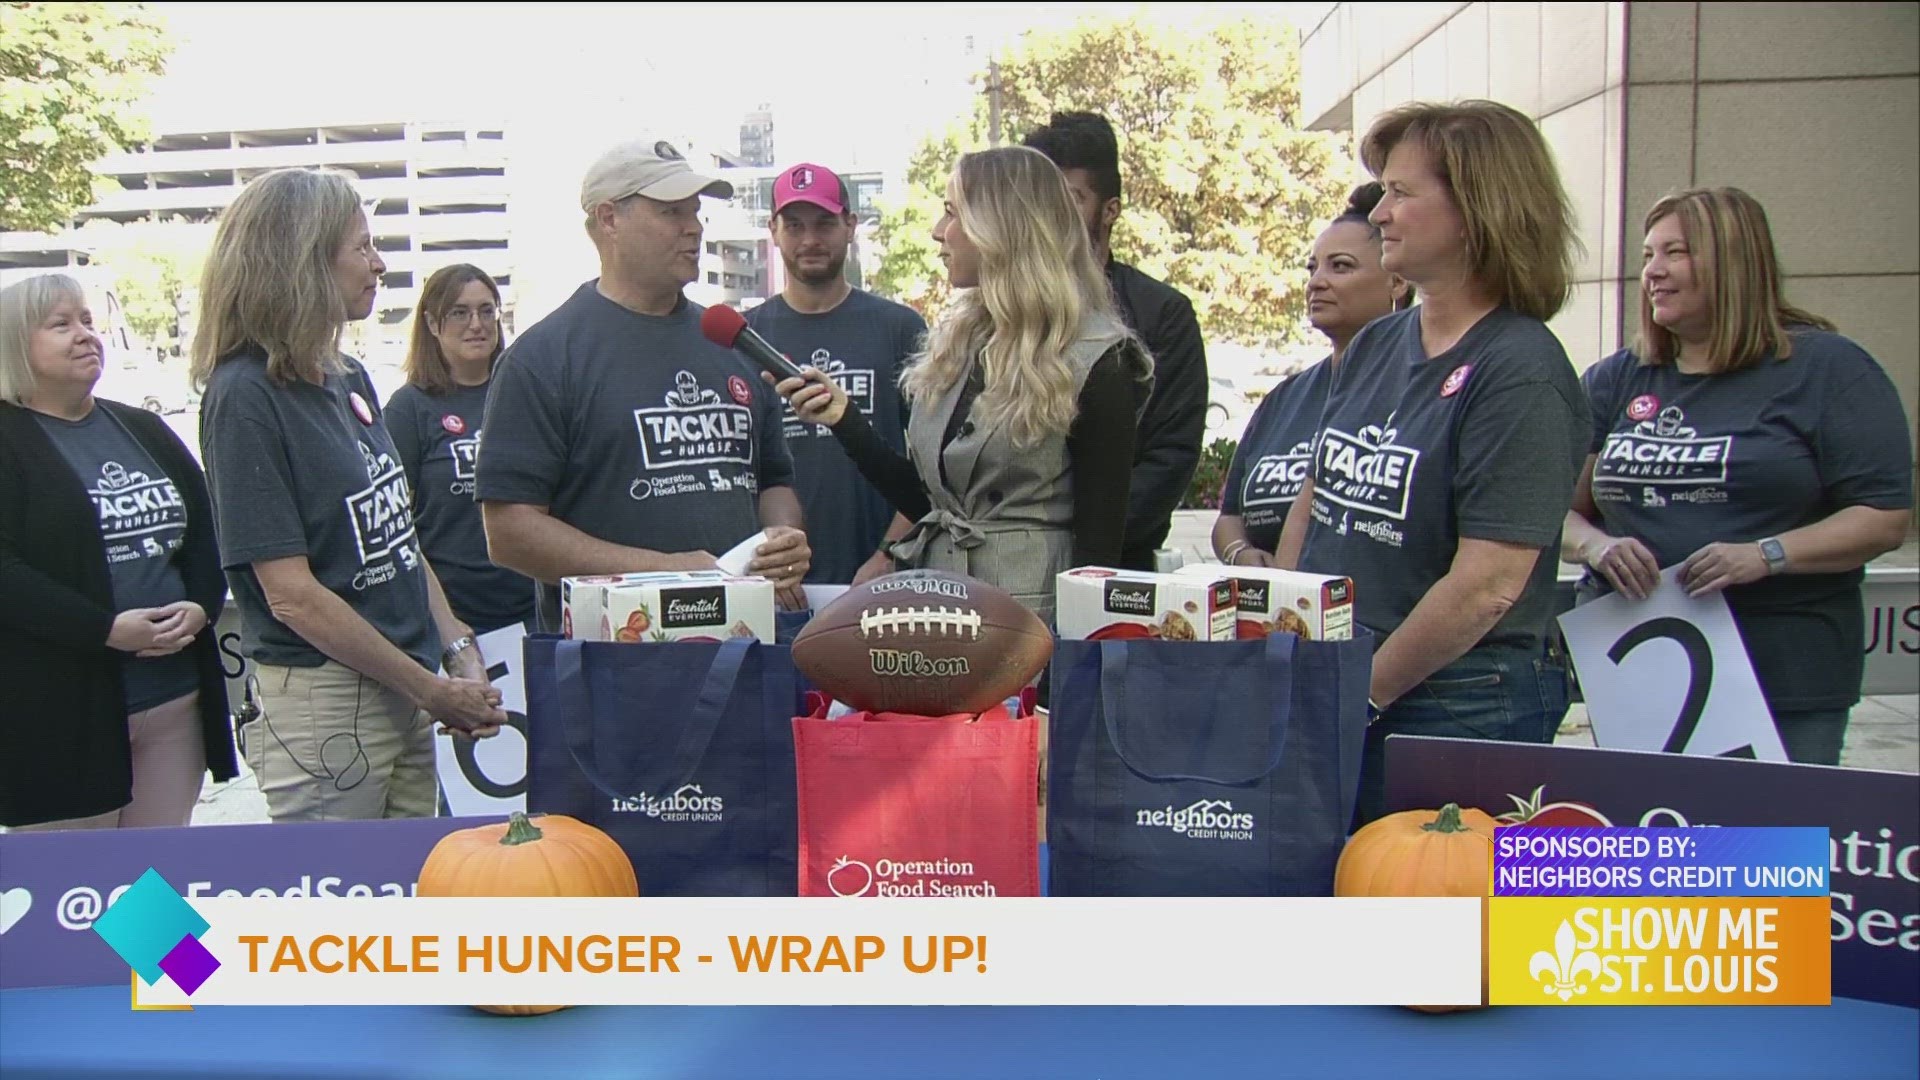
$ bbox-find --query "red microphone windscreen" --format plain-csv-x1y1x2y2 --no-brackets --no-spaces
699,303,748,348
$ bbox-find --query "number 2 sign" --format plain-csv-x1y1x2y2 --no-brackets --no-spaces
1558,566,1788,762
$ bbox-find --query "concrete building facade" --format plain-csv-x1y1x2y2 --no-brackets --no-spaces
0,118,520,360
1298,1,1918,490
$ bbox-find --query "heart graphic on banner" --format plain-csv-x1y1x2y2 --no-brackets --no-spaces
0,887,31,934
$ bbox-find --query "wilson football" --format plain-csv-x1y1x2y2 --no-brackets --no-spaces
791,569,1053,716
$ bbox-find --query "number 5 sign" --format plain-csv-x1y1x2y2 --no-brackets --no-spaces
1558,565,1787,762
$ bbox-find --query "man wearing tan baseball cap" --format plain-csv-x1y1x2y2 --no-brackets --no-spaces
578,137,735,210
476,136,812,631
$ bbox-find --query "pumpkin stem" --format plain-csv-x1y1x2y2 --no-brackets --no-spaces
500,811,544,846
1421,803,1469,834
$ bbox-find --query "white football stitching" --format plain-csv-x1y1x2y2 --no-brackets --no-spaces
857,606,983,639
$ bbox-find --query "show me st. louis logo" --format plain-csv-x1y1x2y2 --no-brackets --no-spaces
90,868,220,1008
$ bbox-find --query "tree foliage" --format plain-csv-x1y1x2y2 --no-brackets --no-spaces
869,16,1358,350
1,2,173,233
74,216,209,354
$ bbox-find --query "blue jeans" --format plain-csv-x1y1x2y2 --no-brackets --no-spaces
1352,646,1572,830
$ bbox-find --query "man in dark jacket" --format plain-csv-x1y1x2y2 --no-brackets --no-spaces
1025,112,1209,571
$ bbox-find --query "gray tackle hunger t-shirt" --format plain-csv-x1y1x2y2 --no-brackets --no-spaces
1581,329,1914,710
1221,357,1333,554
198,349,438,671
1299,305,1587,653
475,283,795,631
35,407,199,711
746,289,925,583
384,379,537,634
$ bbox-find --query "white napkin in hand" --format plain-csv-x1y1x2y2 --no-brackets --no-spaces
718,529,773,576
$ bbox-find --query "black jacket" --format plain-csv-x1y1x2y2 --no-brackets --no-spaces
1107,259,1209,570
0,399,238,827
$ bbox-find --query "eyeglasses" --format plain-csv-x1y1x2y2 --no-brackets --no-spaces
441,305,498,326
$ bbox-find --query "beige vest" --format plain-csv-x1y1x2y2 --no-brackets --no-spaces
890,317,1142,625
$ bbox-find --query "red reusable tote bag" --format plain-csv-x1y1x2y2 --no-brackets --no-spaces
794,696,1040,899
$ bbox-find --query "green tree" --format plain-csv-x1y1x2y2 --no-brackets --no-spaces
74,215,210,355
1,2,173,233
867,121,978,323
869,16,1358,350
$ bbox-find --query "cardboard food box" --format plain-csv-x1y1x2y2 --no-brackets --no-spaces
598,573,776,644
1175,565,1354,641
560,572,675,640
1054,567,1238,642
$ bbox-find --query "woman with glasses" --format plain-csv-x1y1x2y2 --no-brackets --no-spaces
383,265,535,635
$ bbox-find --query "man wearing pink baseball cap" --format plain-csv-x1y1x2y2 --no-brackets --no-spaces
746,162,927,585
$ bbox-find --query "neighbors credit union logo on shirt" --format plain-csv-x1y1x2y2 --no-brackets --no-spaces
634,370,755,469
1314,424,1421,521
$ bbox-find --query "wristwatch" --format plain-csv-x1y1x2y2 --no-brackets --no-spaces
442,635,477,670
1758,537,1788,576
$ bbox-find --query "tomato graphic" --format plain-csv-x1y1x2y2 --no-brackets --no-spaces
826,856,874,897
1497,785,1614,827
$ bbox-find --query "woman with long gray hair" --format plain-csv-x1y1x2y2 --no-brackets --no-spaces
771,145,1153,624
192,168,504,823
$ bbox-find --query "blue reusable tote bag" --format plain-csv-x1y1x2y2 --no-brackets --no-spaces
525,635,806,896
1046,630,1373,896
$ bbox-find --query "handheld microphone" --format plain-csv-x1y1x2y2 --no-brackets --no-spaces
699,304,809,382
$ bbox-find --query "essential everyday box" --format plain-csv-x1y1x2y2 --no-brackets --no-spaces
1175,565,1355,641
1055,567,1237,642
598,573,776,644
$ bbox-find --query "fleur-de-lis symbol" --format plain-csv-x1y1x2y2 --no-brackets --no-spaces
1529,920,1601,1002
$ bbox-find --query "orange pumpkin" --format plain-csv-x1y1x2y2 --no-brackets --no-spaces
1334,803,1495,1013
417,811,638,1016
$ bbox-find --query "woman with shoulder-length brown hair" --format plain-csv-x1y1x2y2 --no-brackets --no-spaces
1275,99,1589,828
193,167,505,824
382,264,534,635
1563,186,1912,764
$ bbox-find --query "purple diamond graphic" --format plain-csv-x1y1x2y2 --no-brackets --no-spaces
157,934,220,995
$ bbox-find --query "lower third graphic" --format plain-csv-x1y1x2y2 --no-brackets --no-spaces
90,868,220,1003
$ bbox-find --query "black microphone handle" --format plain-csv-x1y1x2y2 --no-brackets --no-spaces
733,326,809,381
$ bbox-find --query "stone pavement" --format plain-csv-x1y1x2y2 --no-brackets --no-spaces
186,519,1917,827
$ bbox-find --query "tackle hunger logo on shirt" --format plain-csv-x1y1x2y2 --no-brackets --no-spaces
1242,440,1315,511
1313,423,1421,522
346,444,416,565
1594,404,1734,487
634,371,754,469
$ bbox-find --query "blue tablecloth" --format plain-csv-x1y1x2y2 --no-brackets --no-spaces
2,986,1914,1079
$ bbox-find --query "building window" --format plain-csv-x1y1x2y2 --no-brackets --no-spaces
708,272,720,285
